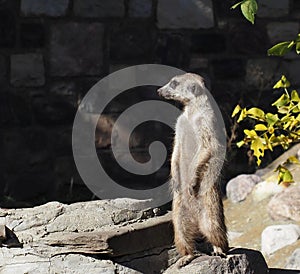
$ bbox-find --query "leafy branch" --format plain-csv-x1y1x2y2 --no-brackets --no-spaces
232,76,300,184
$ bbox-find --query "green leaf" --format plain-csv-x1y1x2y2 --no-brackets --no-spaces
236,140,245,147
296,42,300,54
286,156,300,164
273,75,291,89
231,1,243,9
244,129,257,138
278,106,289,114
255,124,268,131
250,137,264,166
240,0,257,24
247,107,265,119
282,169,294,183
272,94,289,107
291,90,300,102
268,41,293,56
232,105,242,117
265,113,279,127
237,108,247,123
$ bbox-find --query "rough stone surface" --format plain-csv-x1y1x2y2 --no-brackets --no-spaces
285,248,300,270
157,0,214,29
268,185,300,222
73,0,125,18
261,224,300,255
0,9,16,47
287,60,300,85
50,23,104,76
164,248,268,274
110,24,155,61
10,53,45,87
20,23,45,48
257,0,290,18
0,200,174,273
252,181,284,202
21,0,69,17
226,174,262,203
229,23,269,55
0,55,6,83
267,22,299,44
246,59,283,91
0,250,131,274
128,0,152,18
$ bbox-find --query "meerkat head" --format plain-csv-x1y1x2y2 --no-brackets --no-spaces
157,73,207,104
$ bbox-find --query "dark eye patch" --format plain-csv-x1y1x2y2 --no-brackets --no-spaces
188,83,200,95
169,80,179,89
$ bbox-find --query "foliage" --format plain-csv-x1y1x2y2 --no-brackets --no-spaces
231,1,300,184
231,0,258,24
268,34,300,56
232,76,300,183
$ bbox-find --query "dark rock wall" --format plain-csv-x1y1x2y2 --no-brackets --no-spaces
0,0,299,206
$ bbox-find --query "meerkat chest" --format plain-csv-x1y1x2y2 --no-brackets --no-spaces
175,114,202,180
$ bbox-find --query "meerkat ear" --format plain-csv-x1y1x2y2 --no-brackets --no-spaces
188,83,202,96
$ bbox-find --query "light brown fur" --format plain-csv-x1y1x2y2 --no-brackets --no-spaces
158,73,228,267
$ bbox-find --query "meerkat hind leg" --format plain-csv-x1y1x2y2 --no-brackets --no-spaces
176,254,196,268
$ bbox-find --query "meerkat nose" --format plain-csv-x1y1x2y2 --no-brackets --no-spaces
157,87,163,95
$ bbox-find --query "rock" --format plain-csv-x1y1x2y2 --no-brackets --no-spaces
10,53,45,87
0,55,6,83
267,22,299,44
21,0,69,17
228,22,268,55
0,9,16,47
73,0,125,18
20,22,45,48
191,33,226,54
155,32,190,67
257,0,289,18
50,23,104,76
0,200,175,273
287,60,300,85
252,181,285,202
226,174,261,203
128,0,152,18
285,248,300,270
157,0,214,29
261,224,300,255
109,23,155,61
164,248,268,274
32,94,76,125
246,59,283,91
268,185,300,222
0,249,134,274
212,59,245,79
1,200,173,256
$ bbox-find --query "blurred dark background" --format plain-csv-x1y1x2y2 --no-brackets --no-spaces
0,0,300,207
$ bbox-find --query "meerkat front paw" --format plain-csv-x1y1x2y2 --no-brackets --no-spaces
212,246,227,258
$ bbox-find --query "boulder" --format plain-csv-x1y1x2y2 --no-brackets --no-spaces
0,200,174,272
226,174,261,203
268,185,300,222
163,248,268,274
261,224,300,255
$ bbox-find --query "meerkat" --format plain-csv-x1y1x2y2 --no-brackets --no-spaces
157,73,228,267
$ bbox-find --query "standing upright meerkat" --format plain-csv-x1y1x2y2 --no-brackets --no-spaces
157,73,228,267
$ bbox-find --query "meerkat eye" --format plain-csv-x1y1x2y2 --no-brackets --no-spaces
188,84,200,96
169,80,179,89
